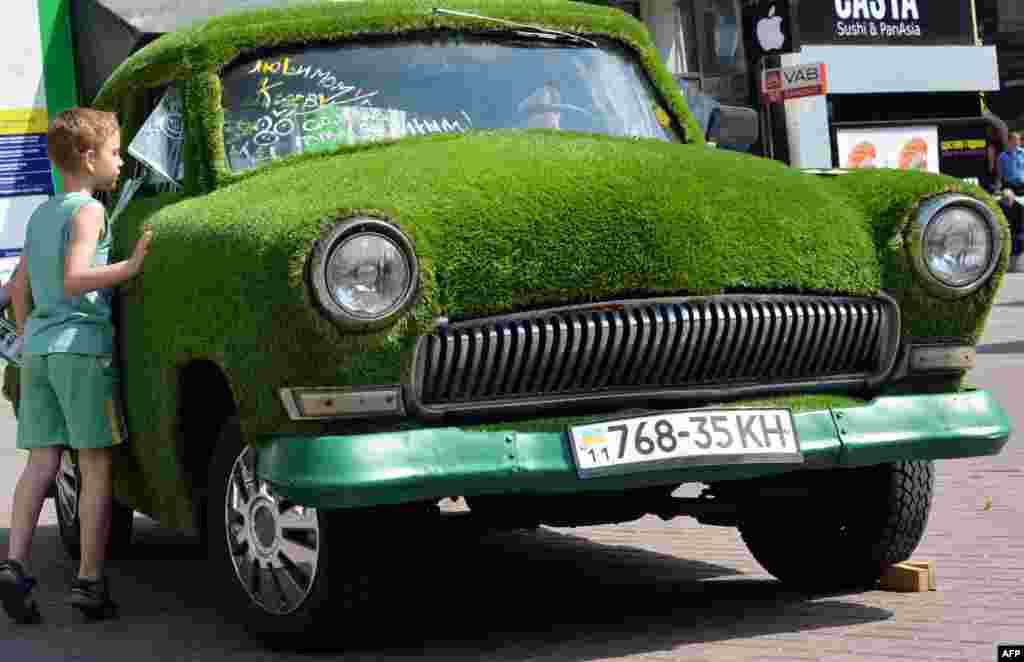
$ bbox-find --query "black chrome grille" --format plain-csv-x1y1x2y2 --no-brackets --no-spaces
411,295,900,416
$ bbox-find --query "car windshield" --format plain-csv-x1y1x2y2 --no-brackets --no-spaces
220,34,681,172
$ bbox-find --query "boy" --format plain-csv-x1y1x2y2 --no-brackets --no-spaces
0,108,152,623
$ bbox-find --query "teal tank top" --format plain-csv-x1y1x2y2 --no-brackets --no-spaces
23,191,114,356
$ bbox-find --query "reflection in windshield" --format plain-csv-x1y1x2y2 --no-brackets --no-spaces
220,36,680,172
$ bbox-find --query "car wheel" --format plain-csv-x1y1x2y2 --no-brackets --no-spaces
206,417,373,648
738,460,934,591
54,449,135,561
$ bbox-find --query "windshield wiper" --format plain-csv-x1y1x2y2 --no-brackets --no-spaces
432,7,598,47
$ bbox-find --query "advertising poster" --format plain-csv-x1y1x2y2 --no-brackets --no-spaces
837,125,939,174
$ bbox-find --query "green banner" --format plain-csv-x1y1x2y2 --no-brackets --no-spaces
36,0,80,194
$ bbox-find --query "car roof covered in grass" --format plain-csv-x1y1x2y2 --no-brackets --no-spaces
93,0,702,145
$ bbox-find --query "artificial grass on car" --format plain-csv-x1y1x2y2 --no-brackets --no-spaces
46,0,1003,531
102,128,1006,531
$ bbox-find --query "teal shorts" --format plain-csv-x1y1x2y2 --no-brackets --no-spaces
16,354,123,450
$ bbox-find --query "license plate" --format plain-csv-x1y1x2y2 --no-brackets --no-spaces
568,408,802,478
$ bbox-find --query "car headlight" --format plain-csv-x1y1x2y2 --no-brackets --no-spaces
909,193,1002,298
310,217,418,329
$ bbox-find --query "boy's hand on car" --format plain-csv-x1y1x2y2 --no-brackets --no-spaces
130,227,153,275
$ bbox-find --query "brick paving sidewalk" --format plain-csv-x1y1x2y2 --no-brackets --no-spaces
544,434,1023,662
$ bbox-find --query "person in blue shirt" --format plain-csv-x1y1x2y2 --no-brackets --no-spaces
998,132,1024,190
998,132,1024,270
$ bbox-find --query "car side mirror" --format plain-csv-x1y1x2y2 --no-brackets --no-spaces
707,104,759,151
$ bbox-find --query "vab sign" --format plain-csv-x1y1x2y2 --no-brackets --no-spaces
761,63,828,103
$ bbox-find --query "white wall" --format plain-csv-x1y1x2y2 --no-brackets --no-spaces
0,1,49,283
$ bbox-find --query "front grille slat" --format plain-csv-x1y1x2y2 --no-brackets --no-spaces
532,319,555,395
770,302,797,378
475,328,497,398
835,303,862,373
572,315,595,389
543,319,567,393
686,303,713,382
740,302,765,380
521,322,542,394
612,311,639,386
460,329,483,399
557,317,582,392
819,301,843,377
698,302,726,382
505,323,528,393
626,309,653,386
416,295,898,410
791,302,812,378
859,303,883,368
434,335,456,401
828,303,851,374
597,312,625,389
845,303,871,371
663,304,692,385
423,336,442,402
721,302,747,379
803,301,828,377
653,305,680,385
752,301,780,379
587,313,612,388
641,306,668,386
490,325,513,397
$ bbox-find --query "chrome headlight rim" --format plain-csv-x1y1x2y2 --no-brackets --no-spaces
908,193,1003,300
309,216,419,331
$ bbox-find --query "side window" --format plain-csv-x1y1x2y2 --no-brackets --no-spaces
121,85,185,199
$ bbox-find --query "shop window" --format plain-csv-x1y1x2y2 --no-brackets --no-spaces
699,0,744,77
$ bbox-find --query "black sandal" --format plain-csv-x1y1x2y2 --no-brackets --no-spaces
0,559,42,624
67,575,118,620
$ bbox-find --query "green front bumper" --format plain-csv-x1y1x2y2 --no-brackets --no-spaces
256,389,1011,510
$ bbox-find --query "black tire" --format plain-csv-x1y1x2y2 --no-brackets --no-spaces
738,460,934,591
55,450,135,561
206,417,376,649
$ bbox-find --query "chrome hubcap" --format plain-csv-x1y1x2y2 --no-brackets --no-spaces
224,446,320,615
56,451,79,527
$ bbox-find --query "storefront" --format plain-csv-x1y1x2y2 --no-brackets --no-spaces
624,0,1002,179
977,0,1024,130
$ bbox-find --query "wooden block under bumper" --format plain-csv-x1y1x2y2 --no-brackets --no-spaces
880,560,937,592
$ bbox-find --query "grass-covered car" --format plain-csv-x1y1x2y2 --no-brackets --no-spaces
3,0,1013,645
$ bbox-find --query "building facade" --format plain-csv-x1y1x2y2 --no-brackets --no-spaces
613,0,1002,177
977,0,1024,128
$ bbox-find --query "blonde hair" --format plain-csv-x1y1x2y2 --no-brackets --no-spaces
47,108,120,174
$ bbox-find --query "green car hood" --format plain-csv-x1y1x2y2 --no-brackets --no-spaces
115,131,1007,437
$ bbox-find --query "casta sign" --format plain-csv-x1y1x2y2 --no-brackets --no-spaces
834,0,920,21
799,0,973,46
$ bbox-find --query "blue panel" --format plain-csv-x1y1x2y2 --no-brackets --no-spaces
0,134,55,198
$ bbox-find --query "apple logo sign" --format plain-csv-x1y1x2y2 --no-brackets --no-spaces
757,5,786,52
